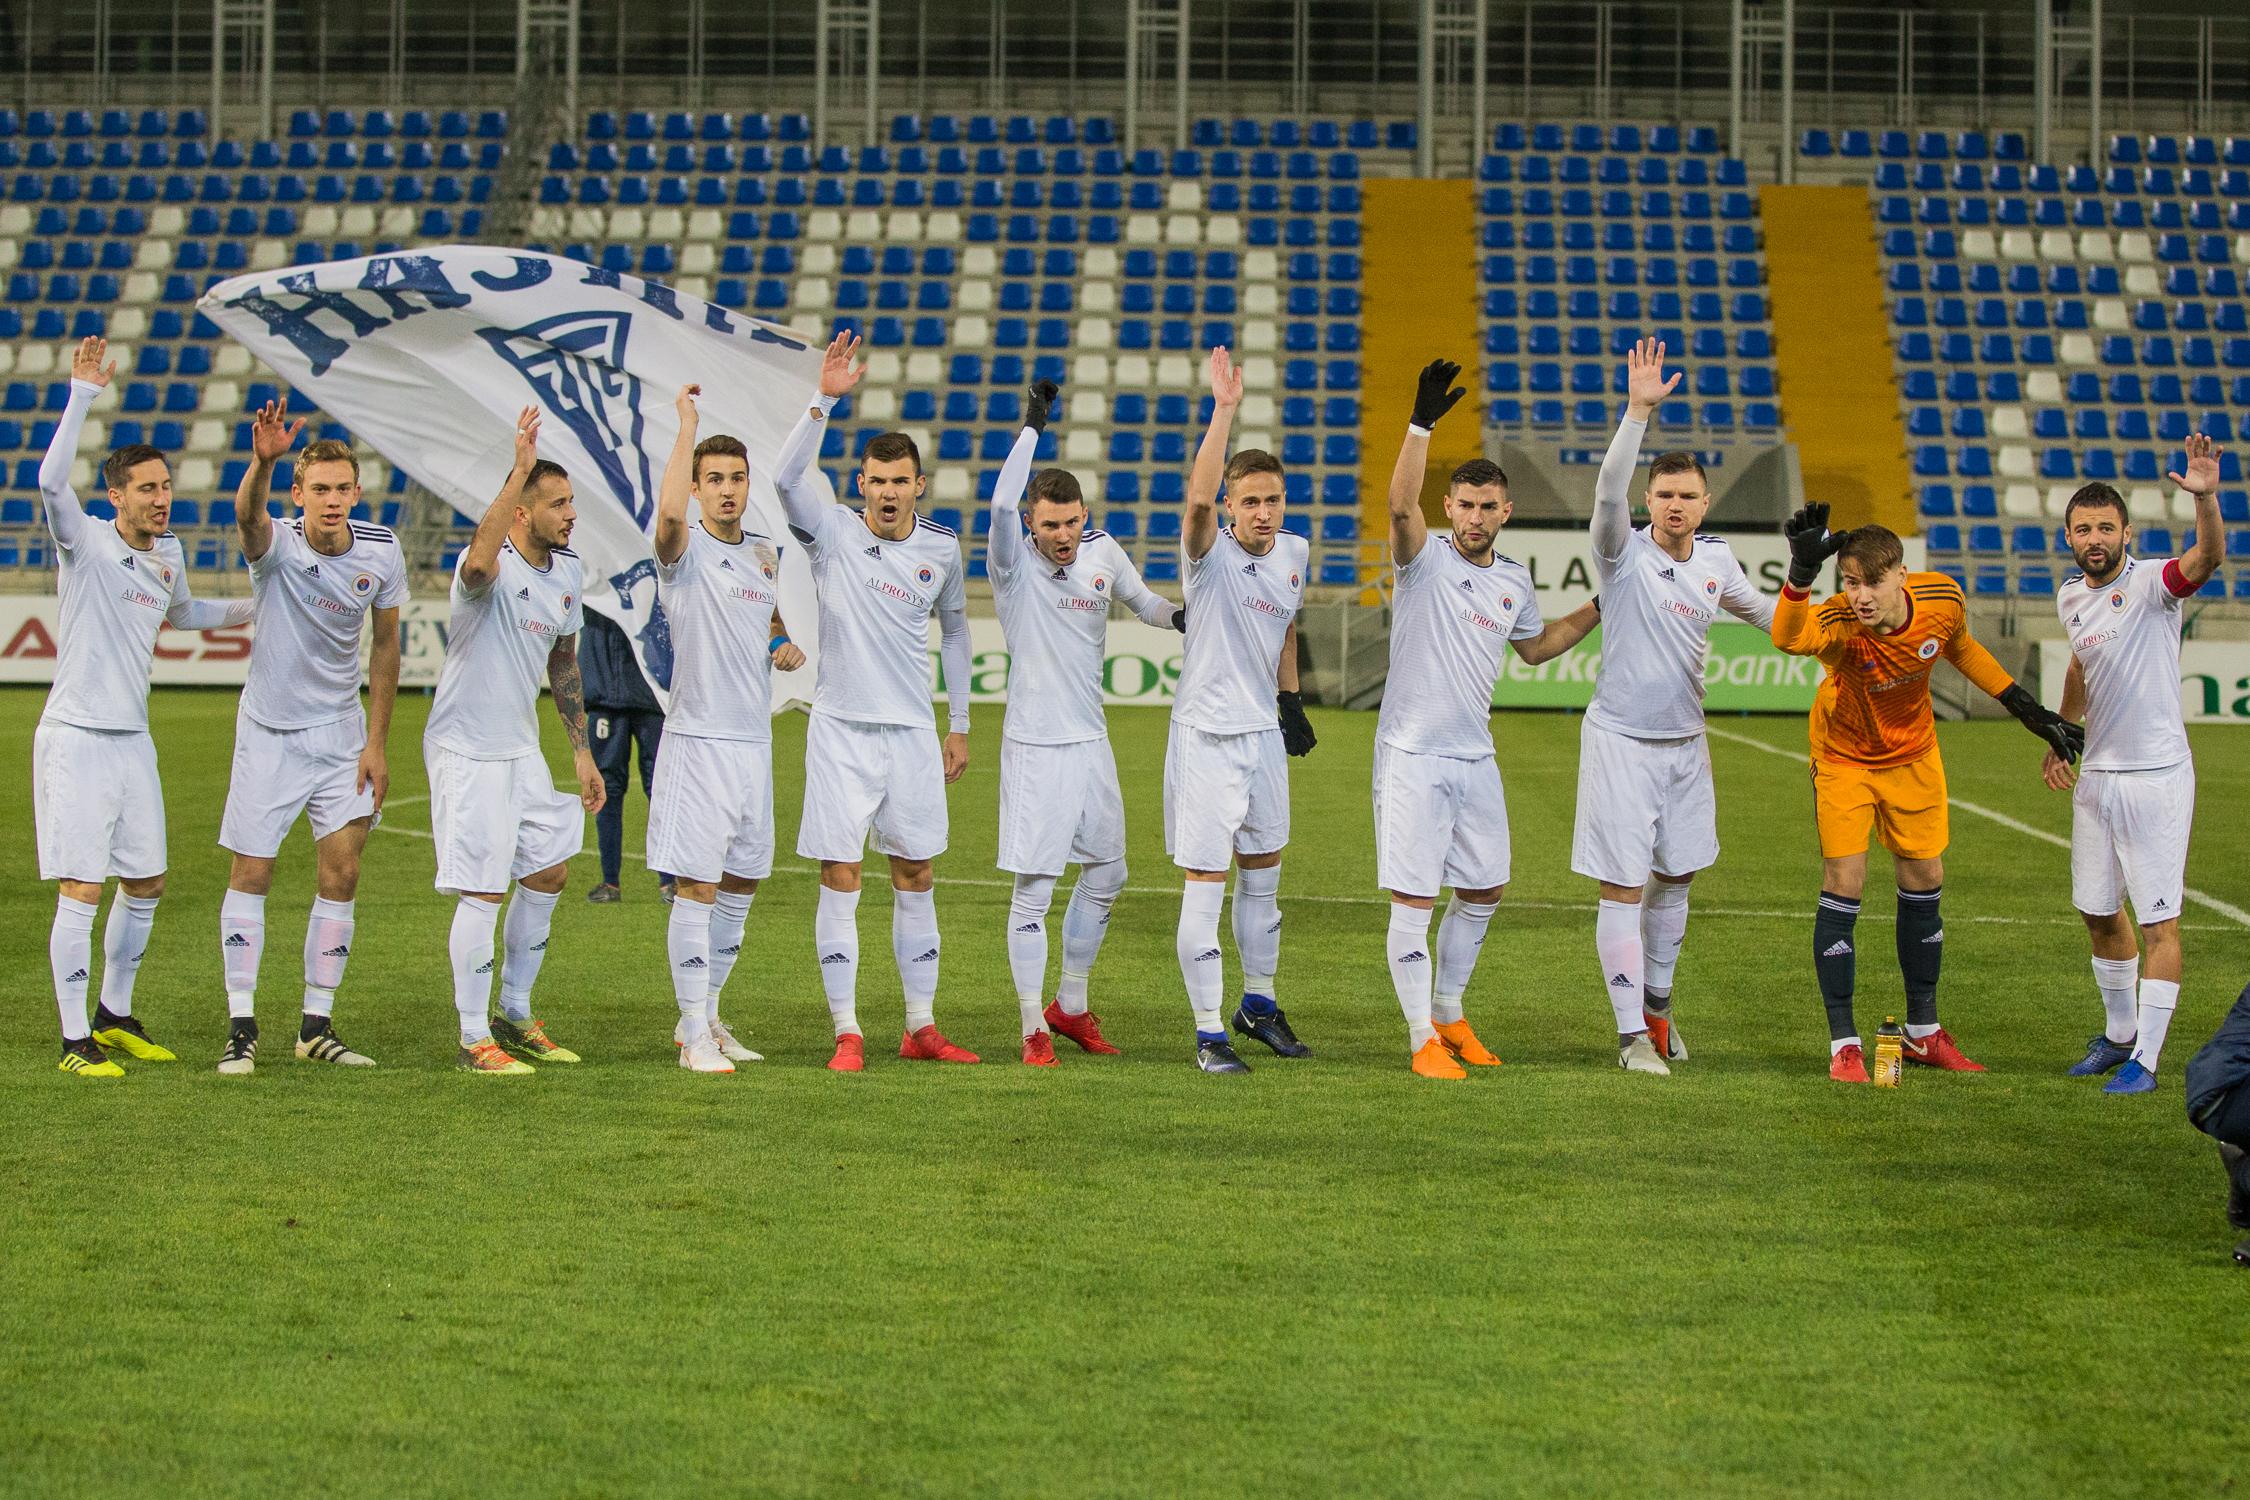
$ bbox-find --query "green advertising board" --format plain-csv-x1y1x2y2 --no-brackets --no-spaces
1490,622,1819,712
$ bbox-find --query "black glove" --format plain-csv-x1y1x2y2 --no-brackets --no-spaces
1170,605,1187,633
1998,684,2086,763
1025,379,1061,434
1277,690,1317,757
1783,502,1847,590
1412,359,1466,431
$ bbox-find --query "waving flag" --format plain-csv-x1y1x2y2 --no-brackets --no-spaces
201,245,829,710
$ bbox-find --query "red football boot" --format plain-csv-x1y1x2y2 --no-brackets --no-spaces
900,1024,980,1063
1829,1043,1869,1083
827,1033,865,1073
1021,1031,1058,1068
1646,1014,1671,1061
1044,1001,1122,1055
1902,1027,1985,1072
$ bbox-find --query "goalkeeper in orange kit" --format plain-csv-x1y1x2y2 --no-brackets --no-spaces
1771,505,2084,1082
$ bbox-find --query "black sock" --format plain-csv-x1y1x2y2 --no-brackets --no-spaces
1644,988,1672,1017
1814,892,1861,1041
92,1003,125,1029
299,1013,327,1042
1896,885,1943,1029
231,1014,259,1036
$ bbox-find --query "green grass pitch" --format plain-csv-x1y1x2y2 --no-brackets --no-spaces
3,684,2246,1498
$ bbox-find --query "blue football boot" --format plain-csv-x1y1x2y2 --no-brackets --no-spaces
2067,1034,2134,1077
2103,1059,2157,1095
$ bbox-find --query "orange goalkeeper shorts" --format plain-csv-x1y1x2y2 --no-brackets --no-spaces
1810,749,1950,861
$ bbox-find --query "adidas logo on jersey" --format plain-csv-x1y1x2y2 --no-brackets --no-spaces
718,557,734,570
678,956,706,970
1459,579,1475,592
1822,940,1853,957
1608,972,1634,987
913,947,938,963
864,545,882,558
118,555,134,570
224,932,250,948
517,587,531,600
304,563,321,577
322,944,350,958
1657,567,1677,580
1241,562,1258,575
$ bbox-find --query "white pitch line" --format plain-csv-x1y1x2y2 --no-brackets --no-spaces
1703,723,2250,930
369,822,2233,931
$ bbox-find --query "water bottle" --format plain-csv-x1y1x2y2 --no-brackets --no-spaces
1874,1017,1904,1089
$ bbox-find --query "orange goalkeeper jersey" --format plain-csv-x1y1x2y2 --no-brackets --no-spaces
1770,571,2017,769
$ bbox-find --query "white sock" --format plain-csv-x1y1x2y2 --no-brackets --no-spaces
668,895,714,1040
706,890,754,1024
220,888,266,1019
1831,1035,1862,1056
1177,879,1227,1034
99,894,158,1017
2092,955,2140,1045
1597,898,1647,1036
892,887,941,1033
497,884,560,1021
2132,978,2180,1072
1905,1021,1941,1040
1056,859,1125,1015
1008,873,1057,1036
50,894,97,1042
1432,896,1496,1024
1232,862,1282,1000
302,896,353,1017
449,896,501,1044
816,885,863,1037
1386,902,1436,1050
1641,878,1691,996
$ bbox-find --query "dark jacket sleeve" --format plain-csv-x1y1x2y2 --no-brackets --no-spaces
577,612,661,714
2186,984,2250,1131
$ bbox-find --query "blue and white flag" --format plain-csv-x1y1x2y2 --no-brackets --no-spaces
200,244,828,710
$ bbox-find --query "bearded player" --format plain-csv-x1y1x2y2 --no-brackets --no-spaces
1772,507,2083,1081
214,402,404,1075
34,336,253,1077
1377,359,1599,1079
2044,436,2228,1094
1576,340,1773,1076
989,381,1184,1065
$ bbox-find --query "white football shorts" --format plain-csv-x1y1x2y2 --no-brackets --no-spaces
33,720,166,882
2071,759,2195,923
997,734,1127,876
1164,720,1289,871
796,712,948,863
1569,719,1721,887
424,743,585,895
1372,740,1511,896
219,709,379,859
645,732,775,882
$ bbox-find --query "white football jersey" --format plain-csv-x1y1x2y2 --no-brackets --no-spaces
2058,555,2193,772
1377,536,1541,759
41,520,197,734
1174,526,1310,736
790,503,966,730
992,527,1165,745
657,521,782,742
1586,529,1772,740
239,518,408,731
424,541,584,760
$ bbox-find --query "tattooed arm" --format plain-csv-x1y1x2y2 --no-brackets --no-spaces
549,634,606,812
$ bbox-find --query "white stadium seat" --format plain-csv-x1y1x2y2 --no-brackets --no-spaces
2114,231,2154,263
1079,282,1116,313
1958,229,1998,260
1204,216,1241,247
1997,446,2034,479
951,315,991,348
923,211,962,241
15,344,54,376
1155,354,1194,388
1076,317,1114,350
1064,430,1102,464
1112,354,1152,387
1082,247,1119,279
791,277,831,310
2091,299,2127,331
856,388,899,422
932,468,970,502
1240,394,1277,426
2044,484,2078,518
679,243,715,276
961,246,997,277
2024,370,2062,403
884,210,924,241
2123,265,2161,296
1125,215,1160,246
2058,333,2098,365
2001,483,2042,518
904,352,943,385
686,209,723,241
864,351,903,384
379,206,417,239
1066,391,1106,424
134,239,173,270
1988,405,2027,439
799,243,838,276
120,271,161,304
2126,485,2167,523
648,208,685,241
845,211,881,241
107,307,148,340
956,279,993,312
1995,230,2034,260
249,239,288,270
805,211,844,241
1070,354,1111,388
175,458,218,495
2036,230,2075,261
1162,214,1201,246
214,344,254,377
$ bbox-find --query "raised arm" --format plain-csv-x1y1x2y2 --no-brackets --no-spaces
654,384,699,568
2168,433,2224,591
1595,338,1681,571
359,604,400,809
778,331,863,544
1390,358,1467,568
988,380,1055,576
1772,503,1850,655
460,407,542,596
237,397,305,564
1513,600,1602,665
1184,346,1242,563
40,336,116,550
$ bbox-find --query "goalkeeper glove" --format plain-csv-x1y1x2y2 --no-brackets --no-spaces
1998,684,2086,764
1170,604,1187,633
1411,359,1466,431
1783,502,1847,590
1277,690,1317,757
1024,379,1061,434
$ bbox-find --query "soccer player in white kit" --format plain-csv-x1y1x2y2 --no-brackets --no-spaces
647,384,807,1074
424,410,606,1075
2045,438,2228,1096
989,380,1185,1066
1377,358,1600,1079
1574,340,1775,1076
1168,347,1321,1075
214,402,404,1075
34,336,253,1077
773,333,978,1073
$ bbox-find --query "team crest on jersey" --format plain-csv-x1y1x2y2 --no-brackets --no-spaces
1289,571,1301,590
1704,577,1719,596
1501,595,1514,610
2110,590,2125,609
753,540,779,580
916,565,934,586
561,592,574,611
476,309,655,529
352,572,374,596
1916,638,1940,660
1092,574,1108,593
158,565,173,585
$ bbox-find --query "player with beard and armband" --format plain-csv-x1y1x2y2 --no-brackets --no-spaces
1771,508,2084,1081
773,332,978,1072
423,410,607,1075
1574,340,1774,1076
214,401,404,1074
645,385,809,1074
1166,346,1321,1075
1376,359,1599,1079
34,336,254,1078
988,380,1185,1066
2043,437,2228,1095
